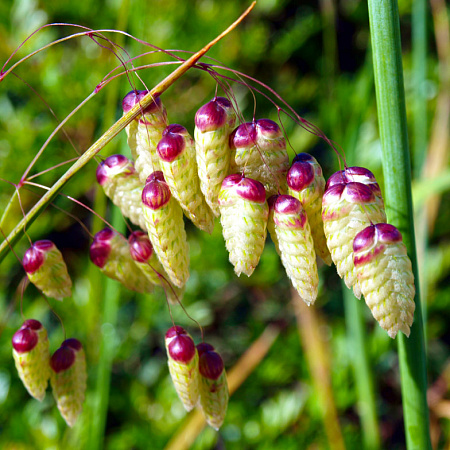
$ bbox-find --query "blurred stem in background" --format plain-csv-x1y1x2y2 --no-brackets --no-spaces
292,290,345,450
367,0,431,448
88,2,131,446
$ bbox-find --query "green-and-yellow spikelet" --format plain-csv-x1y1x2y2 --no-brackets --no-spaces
194,97,236,216
96,154,147,232
197,343,229,430
230,119,289,197
269,195,319,305
353,223,415,338
165,326,200,412
322,181,386,298
287,153,331,265
218,174,268,277
12,319,50,401
23,240,72,300
142,172,190,288
50,339,87,427
89,228,154,294
157,124,215,233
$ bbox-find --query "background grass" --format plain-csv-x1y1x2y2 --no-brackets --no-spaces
0,0,448,448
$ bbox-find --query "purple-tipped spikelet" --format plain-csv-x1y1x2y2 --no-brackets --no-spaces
322,181,386,298
287,153,331,265
194,97,237,216
128,231,184,304
326,166,386,214
157,124,215,233
165,326,200,411
23,240,72,300
197,342,229,430
50,339,87,427
96,155,147,231
122,90,168,181
268,195,319,305
12,320,50,401
90,228,154,293
218,174,269,277
230,119,289,197
353,224,415,338
142,174,190,288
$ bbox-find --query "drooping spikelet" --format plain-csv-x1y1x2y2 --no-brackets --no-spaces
165,326,199,412
142,172,190,288
268,195,319,305
96,155,147,231
128,231,184,304
353,223,415,338
194,97,236,216
322,181,386,298
287,153,332,265
23,240,72,300
197,342,228,430
326,166,386,215
157,124,215,233
230,119,289,197
218,174,269,277
122,90,168,181
12,319,50,401
50,339,87,427
90,228,154,294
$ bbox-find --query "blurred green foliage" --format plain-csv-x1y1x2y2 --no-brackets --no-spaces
0,0,448,449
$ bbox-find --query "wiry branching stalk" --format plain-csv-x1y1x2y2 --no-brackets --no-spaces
0,2,256,264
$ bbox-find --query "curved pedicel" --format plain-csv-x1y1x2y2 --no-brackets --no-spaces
142,178,172,210
128,231,154,263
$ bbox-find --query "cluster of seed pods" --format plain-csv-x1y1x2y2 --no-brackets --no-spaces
165,326,228,429
95,90,416,338
12,319,86,427
11,87,417,432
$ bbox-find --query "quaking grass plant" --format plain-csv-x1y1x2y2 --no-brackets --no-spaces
0,1,435,448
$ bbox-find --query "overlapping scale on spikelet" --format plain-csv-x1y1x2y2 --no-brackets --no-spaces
50,339,87,427
142,173,190,288
12,320,50,401
326,166,386,219
23,241,72,300
353,224,415,338
165,326,200,411
218,174,268,277
269,195,319,305
194,97,236,216
157,124,214,233
96,155,147,231
230,119,289,197
89,228,154,293
267,196,281,255
322,182,386,298
287,153,331,265
197,343,228,430
128,231,184,304
122,90,168,180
